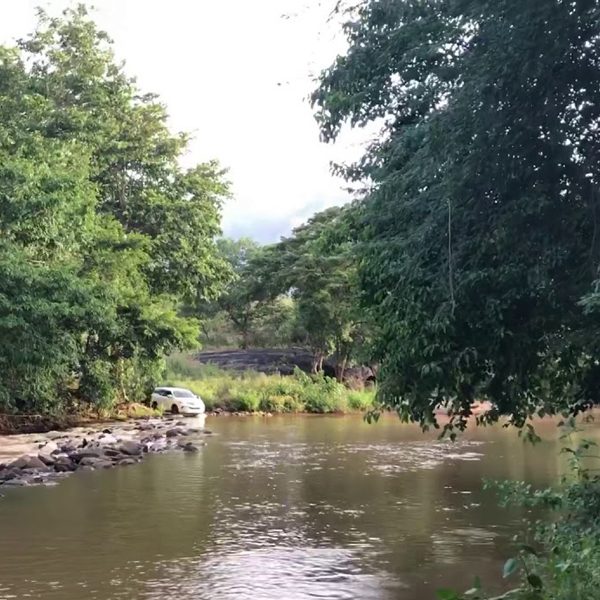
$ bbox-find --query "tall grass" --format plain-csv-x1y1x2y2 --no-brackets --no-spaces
164,354,376,414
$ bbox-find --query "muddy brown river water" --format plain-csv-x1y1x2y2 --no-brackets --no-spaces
0,414,593,600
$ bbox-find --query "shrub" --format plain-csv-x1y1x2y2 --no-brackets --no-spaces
227,388,261,412
347,389,376,411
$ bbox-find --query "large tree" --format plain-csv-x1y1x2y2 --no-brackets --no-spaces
265,206,368,379
313,0,600,430
0,6,229,413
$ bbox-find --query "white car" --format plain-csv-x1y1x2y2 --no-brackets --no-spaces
150,387,205,416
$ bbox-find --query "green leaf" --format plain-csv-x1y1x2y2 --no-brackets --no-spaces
503,558,519,578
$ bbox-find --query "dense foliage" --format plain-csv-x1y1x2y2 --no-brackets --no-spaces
0,6,229,414
197,206,375,380
193,238,298,349
261,205,371,378
313,0,600,429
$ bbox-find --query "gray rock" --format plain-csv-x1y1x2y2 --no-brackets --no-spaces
2,478,29,487
102,448,123,458
182,442,200,453
98,433,118,445
166,427,185,438
117,458,137,466
38,453,56,467
69,448,104,462
0,468,18,482
9,455,50,471
79,457,113,469
119,441,143,456
38,440,59,454
52,455,76,472
136,423,155,431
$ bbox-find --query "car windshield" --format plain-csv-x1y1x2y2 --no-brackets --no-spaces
173,389,195,399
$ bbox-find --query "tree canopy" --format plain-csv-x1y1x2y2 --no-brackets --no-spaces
0,6,229,413
313,0,600,430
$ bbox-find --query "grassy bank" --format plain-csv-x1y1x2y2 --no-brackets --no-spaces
165,355,376,414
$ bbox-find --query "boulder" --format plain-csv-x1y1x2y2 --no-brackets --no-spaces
54,462,76,473
38,440,59,454
9,455,50,471
98,433,118,445
0,468,18,482
117,458,138,466
38,453,56,467
70,448,104,462
102,448,123,458
182,442,200,453
166,427,185,438
79,457,113,469
119,441,143,456
135,422,155,431
2,478,29,487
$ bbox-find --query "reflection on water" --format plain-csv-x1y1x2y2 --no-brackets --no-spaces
146,547,405,600
0,415,595,600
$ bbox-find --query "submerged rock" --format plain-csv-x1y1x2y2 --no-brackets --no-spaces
182,442,200,453
166,427,186,438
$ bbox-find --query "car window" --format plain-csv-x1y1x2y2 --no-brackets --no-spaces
173,389,195,399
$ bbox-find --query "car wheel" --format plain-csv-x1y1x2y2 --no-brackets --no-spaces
151,401,158,410
171,404,179,415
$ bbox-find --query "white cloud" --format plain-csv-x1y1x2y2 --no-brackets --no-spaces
0,0,368,242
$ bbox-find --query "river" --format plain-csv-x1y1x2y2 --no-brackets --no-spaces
0,414,591,600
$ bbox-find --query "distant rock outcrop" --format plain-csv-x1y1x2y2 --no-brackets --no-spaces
195,348,376,386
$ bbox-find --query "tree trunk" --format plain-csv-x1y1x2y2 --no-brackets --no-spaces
312,352,324,374
335,356,347,383
116,358,129,404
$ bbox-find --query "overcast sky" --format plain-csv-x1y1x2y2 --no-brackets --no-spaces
0,0,366,243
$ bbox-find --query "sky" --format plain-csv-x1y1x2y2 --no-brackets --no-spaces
0,0,367,243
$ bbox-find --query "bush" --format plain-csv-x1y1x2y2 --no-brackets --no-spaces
347,389,376,411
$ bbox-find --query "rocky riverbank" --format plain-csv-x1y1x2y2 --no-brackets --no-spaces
0,417,210,489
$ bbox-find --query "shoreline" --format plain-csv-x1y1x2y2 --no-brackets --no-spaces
0,416,210,490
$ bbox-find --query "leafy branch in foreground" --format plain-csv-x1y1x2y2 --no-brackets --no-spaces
314,0,600,431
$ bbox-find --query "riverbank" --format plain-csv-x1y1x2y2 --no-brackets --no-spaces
0,416,209,489
166,357,377,414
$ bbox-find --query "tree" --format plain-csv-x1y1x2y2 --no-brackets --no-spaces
313,0,600,429
0,6,229,413
211,238,268,348
267,206,368,380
